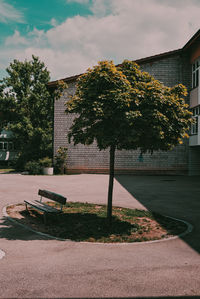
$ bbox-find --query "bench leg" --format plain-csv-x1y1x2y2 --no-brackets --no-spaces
25,203,29,213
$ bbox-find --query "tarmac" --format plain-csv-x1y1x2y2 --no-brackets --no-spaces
0,173,199,298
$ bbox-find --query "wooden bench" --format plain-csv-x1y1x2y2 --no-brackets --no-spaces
24,189,67,224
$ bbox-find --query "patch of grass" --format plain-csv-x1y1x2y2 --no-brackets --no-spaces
13,202,188,243
0,168,15,173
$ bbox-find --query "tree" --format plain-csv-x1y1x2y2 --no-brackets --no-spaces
0,55,56,168
65,60,193,226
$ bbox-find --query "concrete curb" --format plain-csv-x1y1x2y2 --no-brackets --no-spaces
2,204,193,245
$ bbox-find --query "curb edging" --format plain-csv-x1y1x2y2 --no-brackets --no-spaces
2,204,193,245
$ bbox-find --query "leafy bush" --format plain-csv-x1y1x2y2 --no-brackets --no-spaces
24,161,42,175
39,157,52,167
55,147,67,174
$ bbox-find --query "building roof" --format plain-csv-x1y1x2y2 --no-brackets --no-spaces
0,129,14,139
48,29,200,88
183,28,200,50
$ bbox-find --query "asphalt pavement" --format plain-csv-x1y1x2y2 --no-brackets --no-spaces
0,173,199,298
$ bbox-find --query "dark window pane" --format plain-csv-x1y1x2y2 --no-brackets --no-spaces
196,116,198,133
196,69,199,87
3,142,8,150
193,73,196,88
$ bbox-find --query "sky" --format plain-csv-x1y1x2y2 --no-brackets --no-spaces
0,0,200,81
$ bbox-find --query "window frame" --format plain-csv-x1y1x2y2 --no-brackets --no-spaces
191,106,199,135
192,58,200,89
0,141,15,151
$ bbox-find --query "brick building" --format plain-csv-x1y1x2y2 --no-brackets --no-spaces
49,29,200,175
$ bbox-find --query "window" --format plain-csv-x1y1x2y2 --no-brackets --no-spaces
191,106,199,135
191,116,198,135
0,141,15,151
192,59,200,89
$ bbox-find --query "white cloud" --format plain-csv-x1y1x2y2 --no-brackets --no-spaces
0,0,24,23
1,0,200,81
15,47,97,79
90,0,112,17
28,28,47,47
50,18,58,27
5,30,28,46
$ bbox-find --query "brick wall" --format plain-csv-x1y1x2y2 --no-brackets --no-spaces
189,146,200,175
54,54,190,175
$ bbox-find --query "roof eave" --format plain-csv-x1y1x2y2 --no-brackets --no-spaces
135,48,182,65
182,29,200,50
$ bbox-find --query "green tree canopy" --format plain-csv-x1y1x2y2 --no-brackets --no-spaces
66,60,193,225
0,55,55,167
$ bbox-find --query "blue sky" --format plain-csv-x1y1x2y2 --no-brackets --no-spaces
0,0,92,37
0,0,200,81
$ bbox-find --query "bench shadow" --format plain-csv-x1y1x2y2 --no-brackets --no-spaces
115,175,200,253
0,217,54,240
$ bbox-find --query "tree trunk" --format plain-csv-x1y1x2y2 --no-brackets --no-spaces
107,144,115,227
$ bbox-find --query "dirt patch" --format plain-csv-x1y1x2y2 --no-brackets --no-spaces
6,203,188,243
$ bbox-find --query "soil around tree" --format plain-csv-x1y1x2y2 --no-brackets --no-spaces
6,202,188,243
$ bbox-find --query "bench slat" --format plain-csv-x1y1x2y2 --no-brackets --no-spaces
24,200,61,214
38,189,66,205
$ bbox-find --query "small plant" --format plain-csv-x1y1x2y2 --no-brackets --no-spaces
39,157,52,168
24,161,41,175
55,147,68,174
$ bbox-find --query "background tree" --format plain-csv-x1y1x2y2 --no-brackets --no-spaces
65,60,193,226
0,55,60,168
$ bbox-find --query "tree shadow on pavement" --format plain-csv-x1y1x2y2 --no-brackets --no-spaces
115,175,200,253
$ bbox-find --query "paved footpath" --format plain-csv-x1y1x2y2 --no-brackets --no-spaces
0,174,199,298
